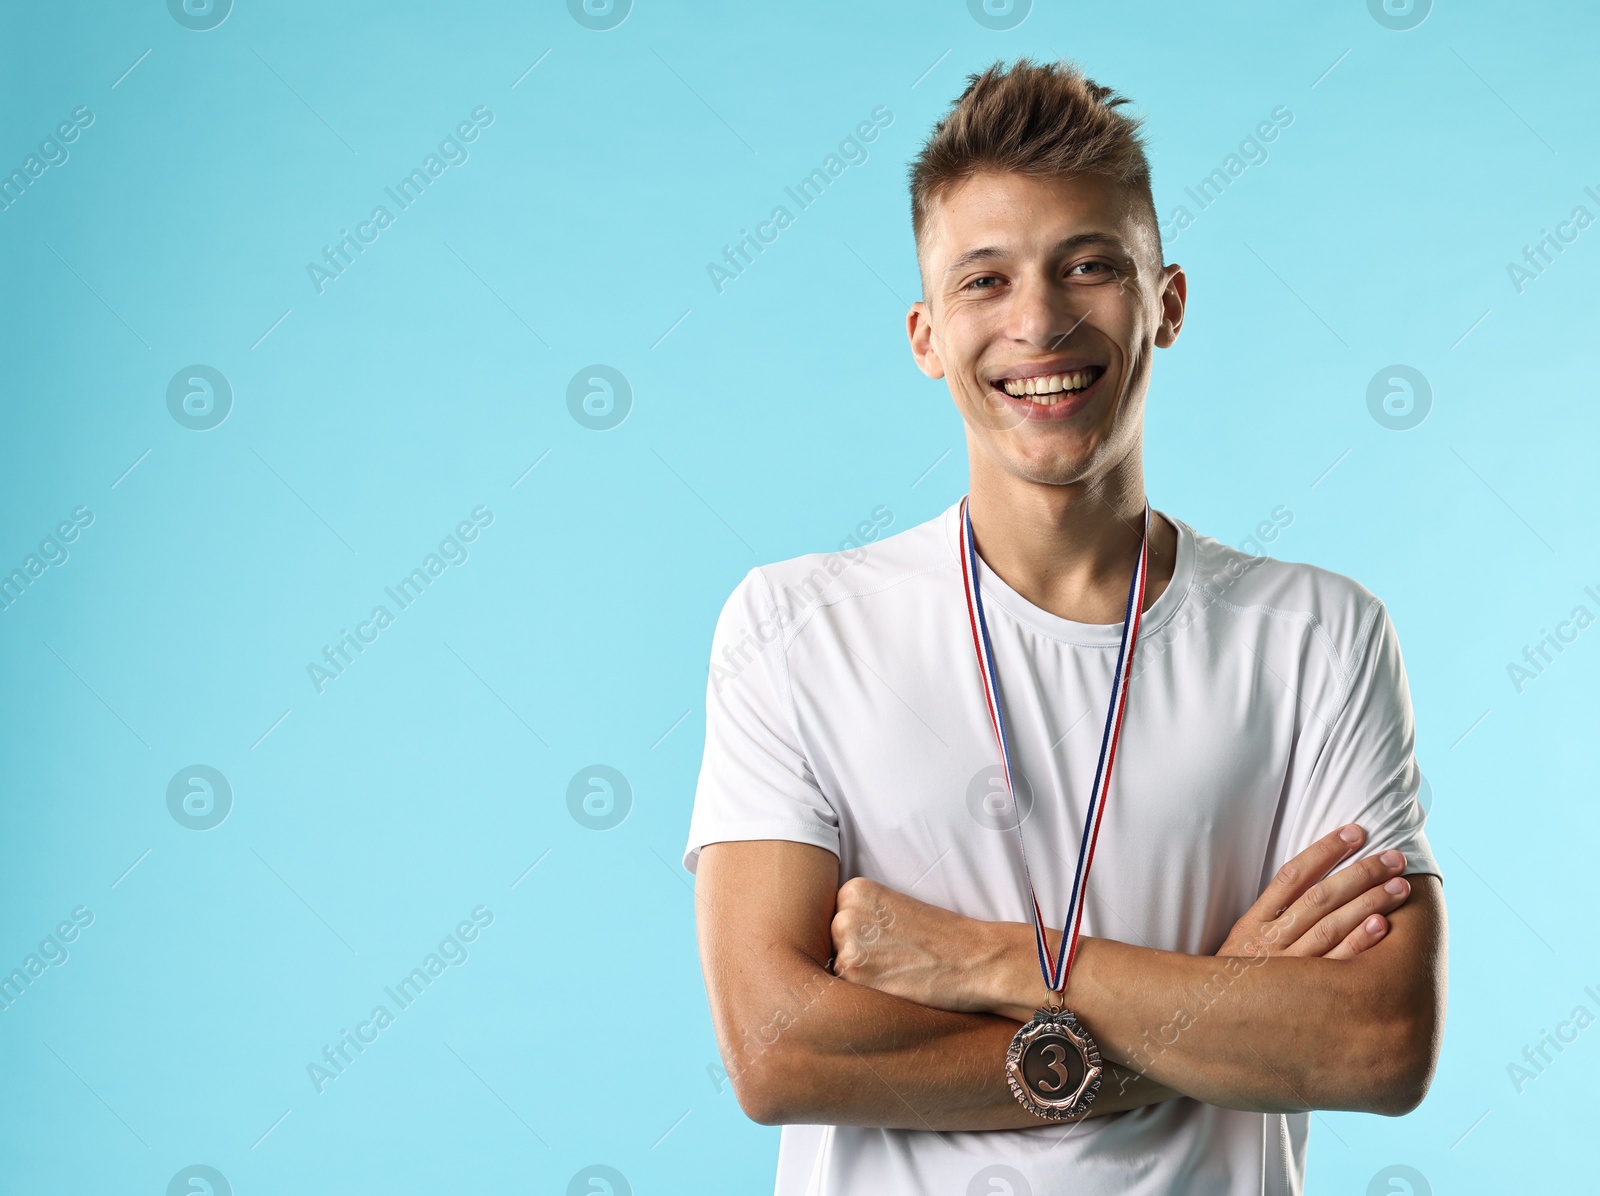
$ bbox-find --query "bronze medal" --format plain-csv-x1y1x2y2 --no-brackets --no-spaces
959,495,1152,1122
1005,1007,1104,1120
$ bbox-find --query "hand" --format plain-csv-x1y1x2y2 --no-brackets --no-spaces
829,877,993,1013
1218,824,1411,961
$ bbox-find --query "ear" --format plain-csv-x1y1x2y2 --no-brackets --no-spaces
1154,264,1187,349
907,301,946,380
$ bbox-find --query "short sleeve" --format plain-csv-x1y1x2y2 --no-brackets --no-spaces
682,568,840,873
1268,599,1442,884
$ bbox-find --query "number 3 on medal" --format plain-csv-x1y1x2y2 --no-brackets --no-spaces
1036,1042,1070,1095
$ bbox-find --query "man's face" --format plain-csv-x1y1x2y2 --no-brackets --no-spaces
907,170,1185,488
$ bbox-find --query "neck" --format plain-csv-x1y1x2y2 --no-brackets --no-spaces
965,450,1177,625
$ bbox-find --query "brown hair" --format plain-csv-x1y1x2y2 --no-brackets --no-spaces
908,57,1160,277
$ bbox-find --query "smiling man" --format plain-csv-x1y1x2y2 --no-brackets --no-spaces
685,59,1445,1195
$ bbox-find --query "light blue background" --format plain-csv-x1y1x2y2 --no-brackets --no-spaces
2,1,1596,1193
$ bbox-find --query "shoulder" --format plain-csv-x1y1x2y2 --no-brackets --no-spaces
715,503,959,645
1176,517,1392,684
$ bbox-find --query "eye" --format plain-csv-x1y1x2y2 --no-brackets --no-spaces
964,273,1004,291
1068,260,1112,278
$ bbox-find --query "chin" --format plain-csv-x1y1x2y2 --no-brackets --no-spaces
1003,456,1098,488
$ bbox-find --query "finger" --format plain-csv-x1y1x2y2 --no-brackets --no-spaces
1281,873,1411,958
1270,850,1409,948
1249,824,1366,922
829,909,855,955
1322,913,1389,961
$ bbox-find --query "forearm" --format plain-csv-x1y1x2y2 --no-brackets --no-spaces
720,949,1175,1128
977,925,1431,1114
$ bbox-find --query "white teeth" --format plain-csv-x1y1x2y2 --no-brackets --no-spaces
998,369,1100,400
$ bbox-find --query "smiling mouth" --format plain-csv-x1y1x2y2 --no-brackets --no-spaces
989,365,1107,406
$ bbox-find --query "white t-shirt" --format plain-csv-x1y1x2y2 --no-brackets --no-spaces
684,498,1440,1196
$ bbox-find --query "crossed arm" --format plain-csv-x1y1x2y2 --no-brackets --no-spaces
694,825,1445,1129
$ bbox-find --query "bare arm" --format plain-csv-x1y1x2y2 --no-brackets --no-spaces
695,824,1418,1127
695,837,1168,1129
834,827,1446,1117
1035,877,1443,1114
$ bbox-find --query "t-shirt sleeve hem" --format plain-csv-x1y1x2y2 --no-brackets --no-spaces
1401,858,1444,883
682,820,842,873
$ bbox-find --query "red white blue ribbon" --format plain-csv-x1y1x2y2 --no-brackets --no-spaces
959,494,1151,995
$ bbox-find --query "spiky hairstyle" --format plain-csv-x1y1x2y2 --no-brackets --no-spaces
908,58,1160,275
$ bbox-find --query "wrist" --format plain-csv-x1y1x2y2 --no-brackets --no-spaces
971,920,1050,1021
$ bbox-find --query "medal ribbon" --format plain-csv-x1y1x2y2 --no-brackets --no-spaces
959,494,1151,995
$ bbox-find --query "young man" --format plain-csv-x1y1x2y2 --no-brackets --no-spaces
684,58,1445,1194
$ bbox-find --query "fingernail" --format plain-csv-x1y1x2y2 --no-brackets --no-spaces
1338,825,1363,845
1380,850,1405,868
1385,877,1409,896
1366,915,1386,935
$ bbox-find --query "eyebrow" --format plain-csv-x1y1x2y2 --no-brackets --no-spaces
941,232,1132,282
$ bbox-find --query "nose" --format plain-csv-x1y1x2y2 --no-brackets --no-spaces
1009,271,1089,352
